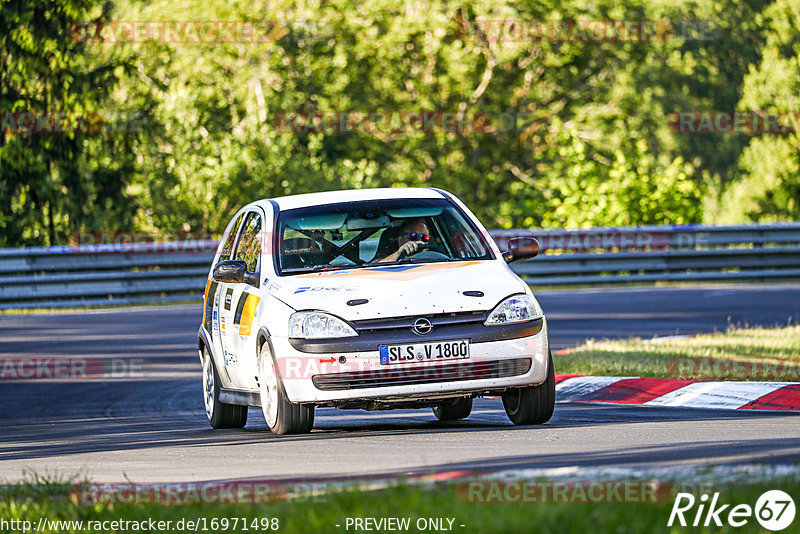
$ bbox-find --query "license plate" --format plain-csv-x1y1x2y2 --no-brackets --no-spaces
379,339,470,365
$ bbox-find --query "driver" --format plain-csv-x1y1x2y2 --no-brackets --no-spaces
379,219,430,263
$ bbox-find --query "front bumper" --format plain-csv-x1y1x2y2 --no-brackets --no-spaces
271,317,550,404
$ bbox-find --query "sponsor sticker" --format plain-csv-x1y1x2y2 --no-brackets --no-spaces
294,286,357,294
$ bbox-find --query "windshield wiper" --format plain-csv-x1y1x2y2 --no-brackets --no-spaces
311,264,344,272
283,258,453,275
391,256,453,265
395,257,422,264
280,265,344,274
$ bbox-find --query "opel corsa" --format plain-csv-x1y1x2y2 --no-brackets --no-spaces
198,188,554,434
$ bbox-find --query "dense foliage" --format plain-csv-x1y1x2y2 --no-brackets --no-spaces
1,0,797,246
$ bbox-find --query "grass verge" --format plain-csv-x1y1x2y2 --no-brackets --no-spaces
2,477,799,533
555,325,800,380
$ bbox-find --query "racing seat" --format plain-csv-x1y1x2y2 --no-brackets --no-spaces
371,227,401,262
281,237,325,269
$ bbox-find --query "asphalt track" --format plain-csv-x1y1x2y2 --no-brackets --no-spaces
1,285,799,483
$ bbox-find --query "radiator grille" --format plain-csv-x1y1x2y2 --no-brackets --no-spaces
312,358,532,391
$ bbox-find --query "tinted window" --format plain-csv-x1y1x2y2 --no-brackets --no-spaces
235,212,262,272
218,213,244,262
276,198,493,274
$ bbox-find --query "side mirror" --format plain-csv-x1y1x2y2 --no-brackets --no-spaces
213,260,260,287
212,260,247,284
502,237,539,263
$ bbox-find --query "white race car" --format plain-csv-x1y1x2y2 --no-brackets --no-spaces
198,188,554,434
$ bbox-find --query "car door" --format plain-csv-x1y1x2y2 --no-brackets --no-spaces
223,209,264,389
210,211,245,387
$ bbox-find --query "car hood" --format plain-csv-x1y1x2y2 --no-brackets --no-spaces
267,261,527,321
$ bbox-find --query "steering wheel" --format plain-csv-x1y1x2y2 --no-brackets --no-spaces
413,249,449,260
422,244,447,255
398,244,448,261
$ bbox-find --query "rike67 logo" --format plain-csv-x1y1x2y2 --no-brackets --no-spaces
668,490,796,531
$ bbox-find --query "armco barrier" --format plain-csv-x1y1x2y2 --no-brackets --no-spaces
494,223,800,285
0,223,799,309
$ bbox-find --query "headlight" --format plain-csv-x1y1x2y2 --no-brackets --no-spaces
484,294,542,325
288,311,357,339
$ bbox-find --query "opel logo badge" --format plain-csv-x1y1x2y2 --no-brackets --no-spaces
412,318,433,336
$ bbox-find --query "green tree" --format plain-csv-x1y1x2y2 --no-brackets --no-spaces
3,0,784,246
0,0,154,246
722,0,800,222
117,0,717,231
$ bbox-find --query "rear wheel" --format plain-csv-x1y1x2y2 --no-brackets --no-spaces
258,343,314,435
202,348,247,429
502,352,555,425
433,397,473,421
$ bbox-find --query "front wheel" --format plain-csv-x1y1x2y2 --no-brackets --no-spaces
502,352,555,425
202,348,247,429
258,343,314,435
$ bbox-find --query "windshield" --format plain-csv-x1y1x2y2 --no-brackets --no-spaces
276,198,494,275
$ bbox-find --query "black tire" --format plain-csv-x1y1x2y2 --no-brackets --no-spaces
202,348,248,429
432,397,473,421
502,352,555,425
258,343,314,435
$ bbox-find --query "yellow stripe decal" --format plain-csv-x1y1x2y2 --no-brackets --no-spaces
202,279,212,327
238,294,261,336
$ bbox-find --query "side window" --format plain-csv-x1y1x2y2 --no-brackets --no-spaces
219,213,244,262
235,212,262,273
443,209,487,258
